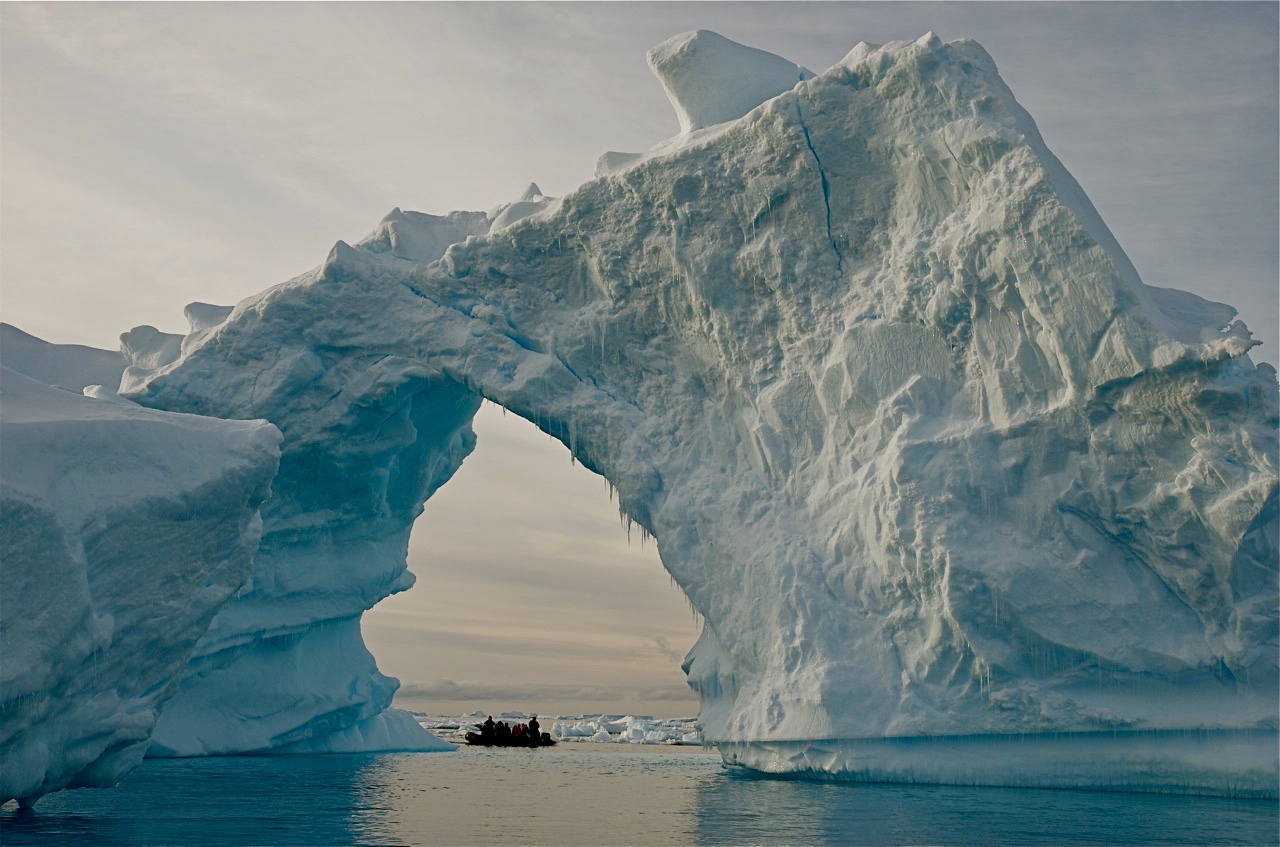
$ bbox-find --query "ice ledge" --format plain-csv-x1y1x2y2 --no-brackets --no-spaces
273,708,453,754
716,729,1279,799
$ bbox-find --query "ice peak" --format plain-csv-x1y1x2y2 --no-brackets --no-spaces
324,239,363,276
490,183,559,231
916,31,943,49
184,303,233,333
646,30,810,135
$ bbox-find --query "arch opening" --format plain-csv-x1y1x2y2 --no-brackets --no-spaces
363,399,702,721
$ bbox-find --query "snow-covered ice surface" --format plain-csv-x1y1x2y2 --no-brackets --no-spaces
0,337,281,807
5,29,1275,800
0,323,126,393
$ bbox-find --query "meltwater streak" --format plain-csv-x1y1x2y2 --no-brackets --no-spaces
2,748,1275,846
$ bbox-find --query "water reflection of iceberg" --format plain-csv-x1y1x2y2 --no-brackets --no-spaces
0,756,366,847
695,764,1280,846
715,729,1278,799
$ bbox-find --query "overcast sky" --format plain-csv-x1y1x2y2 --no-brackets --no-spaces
3,3,1276,718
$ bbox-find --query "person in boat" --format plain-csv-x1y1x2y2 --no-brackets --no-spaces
465,714,555,746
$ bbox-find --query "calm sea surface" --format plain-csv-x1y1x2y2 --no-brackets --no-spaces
2,744,1275,846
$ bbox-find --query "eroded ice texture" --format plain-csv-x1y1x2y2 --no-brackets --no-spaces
108,31,1277,795
0,339,280,806
128,221,478,759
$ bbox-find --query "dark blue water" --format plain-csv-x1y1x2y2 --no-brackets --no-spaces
2,745,1275,846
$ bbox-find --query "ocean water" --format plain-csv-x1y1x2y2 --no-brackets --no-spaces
2,744,1275,846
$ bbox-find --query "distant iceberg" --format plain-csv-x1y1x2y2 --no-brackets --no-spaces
2,29,1275,805
417,712,702,746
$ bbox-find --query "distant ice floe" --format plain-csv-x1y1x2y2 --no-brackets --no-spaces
417,712,703,746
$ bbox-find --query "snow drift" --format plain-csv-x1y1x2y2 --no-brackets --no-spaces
5,29,1275,799
0,334,281,807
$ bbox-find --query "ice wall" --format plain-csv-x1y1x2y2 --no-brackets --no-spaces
0,344,280,807
125,32,1277,794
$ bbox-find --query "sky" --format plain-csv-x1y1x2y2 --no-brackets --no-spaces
2,2,1276,718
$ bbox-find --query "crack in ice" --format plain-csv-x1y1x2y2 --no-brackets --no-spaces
939,131,972,193
794,96,844,276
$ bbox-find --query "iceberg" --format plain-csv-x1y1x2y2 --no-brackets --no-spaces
126,31,1276,795
0,335,281,807
4,29,1275,800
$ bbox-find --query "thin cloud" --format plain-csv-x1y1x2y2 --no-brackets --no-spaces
399,678,695,703
652,636,686,663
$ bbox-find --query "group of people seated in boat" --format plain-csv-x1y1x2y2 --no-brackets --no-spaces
468,714,555,746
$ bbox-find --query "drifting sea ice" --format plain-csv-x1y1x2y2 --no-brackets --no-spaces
416,713,702,745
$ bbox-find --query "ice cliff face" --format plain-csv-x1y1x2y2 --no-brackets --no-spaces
118,285,467,759
0,335,281,807
91,30,1278,795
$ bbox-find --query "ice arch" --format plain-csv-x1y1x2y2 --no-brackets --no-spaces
126,33,1276,794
